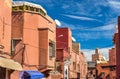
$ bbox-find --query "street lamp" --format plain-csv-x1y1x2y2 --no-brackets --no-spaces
58,34,63,38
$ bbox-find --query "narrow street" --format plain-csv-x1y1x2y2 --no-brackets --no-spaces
0,0,119,79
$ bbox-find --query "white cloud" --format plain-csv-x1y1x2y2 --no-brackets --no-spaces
75,31,114,41
60,21,76,29
109,1,120,9
82,46,113,61
71,23,116,31
61,22,115,40
91,23,116,31
62,4,70,9
55,19,61,27
62,14,101,22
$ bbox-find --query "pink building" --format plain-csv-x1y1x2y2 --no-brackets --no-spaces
11,1,56,79
109,48,116,79
56,28,87,79
0,0,11,53
79,52,87,79
0,0,22,79
109,48,116,66
56,28,72,79
69,42,87,79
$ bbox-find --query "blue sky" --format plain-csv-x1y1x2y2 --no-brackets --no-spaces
14,0,120,60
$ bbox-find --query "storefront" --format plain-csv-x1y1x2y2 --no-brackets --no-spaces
0,57,23,79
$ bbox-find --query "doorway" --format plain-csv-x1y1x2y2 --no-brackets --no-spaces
0,67,6,79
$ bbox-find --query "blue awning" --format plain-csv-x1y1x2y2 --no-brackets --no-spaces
20,70,44,79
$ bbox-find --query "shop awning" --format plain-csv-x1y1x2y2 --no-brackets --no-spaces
20,70,44,79
0,57,22,70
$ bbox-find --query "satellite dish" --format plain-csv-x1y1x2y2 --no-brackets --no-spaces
55,19,61,27
72,37,76,42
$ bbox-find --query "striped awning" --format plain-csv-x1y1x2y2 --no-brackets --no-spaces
0,57,23,70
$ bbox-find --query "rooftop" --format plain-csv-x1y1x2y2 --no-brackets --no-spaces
12,1,47,14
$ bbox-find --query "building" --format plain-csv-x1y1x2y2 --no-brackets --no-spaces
96,63,110,79
79,52,87,79
69,42,87,79
96,48,116,79
56,28,72,79
116,16,120,79
11,1,56,79
109,48,116,66
87,61,96,79
113,19,119,79
108,48,116,79
70,42,80,79
92,48,107,64
0,0,22,79
0,0,11,52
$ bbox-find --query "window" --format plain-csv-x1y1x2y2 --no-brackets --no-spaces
49,42,55,58
73,62,76,70
11,39,21,55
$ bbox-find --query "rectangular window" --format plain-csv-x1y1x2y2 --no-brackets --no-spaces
73,62,76,70
49,42,55,58
11,39,21,55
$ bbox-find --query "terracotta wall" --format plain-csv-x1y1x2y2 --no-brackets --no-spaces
12,12,23,38
109,48,116,65
12,11,56,71
97,64,110,79
79,52,87,79
0,0,11,53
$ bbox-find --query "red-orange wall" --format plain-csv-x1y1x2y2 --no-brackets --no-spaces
0,0,11,53
12,11,56,71
109,48,116,65
56,28,72,53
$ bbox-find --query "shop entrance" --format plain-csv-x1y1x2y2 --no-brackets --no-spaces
0,67,6,79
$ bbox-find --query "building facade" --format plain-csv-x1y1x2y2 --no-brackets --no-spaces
0,0,11,53
87,61,96,79
56,28,72,79
79,52,87,79
69,42,87,79
96,48,116,79
109,48,116,66
92,48,107,64
11,1,56,79
108,48,116,79
0,0,22,79
115,16,120,79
